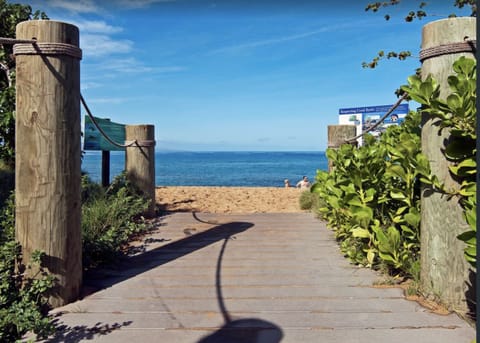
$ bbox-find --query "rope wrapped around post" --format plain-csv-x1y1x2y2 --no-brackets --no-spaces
0,37,83,60
124,140,156,147
419,39,476,62
14,42,82,59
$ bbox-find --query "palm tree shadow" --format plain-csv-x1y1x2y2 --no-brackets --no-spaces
197,213,284,343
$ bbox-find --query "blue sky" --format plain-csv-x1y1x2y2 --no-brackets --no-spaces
19,0,471,151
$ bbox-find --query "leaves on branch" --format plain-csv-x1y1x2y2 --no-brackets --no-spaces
363,0,476,68
365,0,476,21
362,51,412,69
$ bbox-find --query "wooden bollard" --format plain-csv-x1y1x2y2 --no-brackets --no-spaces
15,21,82,307
125,125,156,218
419,17,475,313
327,125,357,172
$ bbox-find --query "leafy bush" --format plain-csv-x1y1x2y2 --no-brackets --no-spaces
82,173,150,269
0,171,152,341
0,195,55,342
312,112,428,277
313,56,476,277
0,161,14,209
299,190,319,210
401,56,476,266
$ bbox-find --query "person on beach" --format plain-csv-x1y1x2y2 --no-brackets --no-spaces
284,179,292,188
296,176,311,189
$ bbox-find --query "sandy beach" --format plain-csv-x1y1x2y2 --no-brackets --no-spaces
156,186,306,213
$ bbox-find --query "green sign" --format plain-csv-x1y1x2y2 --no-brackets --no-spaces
84,116,126,151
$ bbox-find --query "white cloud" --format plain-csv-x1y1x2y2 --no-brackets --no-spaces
210,24,351,55
74,20,123,34
80,34,133,57
116,0,176,8
47,0,100,13
155,66,187,73
100,57,153,72
85,57,186,74
88,97,128,104
81,81,103,91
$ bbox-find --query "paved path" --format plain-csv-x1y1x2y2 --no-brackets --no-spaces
47,213,475,342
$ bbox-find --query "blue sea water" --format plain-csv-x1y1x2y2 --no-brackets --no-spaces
81,151,328,187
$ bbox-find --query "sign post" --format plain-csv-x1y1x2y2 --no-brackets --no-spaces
84,116,126,186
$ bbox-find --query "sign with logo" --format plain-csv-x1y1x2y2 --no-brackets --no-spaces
338,103,409,145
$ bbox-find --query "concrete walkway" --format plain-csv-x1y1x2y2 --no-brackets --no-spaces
47,212,475,342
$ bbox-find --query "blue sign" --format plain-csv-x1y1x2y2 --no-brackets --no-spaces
339,103,409,116
338,103,409,144
84,116,126,151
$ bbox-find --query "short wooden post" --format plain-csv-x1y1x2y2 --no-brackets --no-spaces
125,125,156,218
420,17,475,313
15,20,82,307
101,150,110,187
327,125,357,172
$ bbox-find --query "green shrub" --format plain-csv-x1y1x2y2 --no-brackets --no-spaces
0,161,14,209
0,196,55,342
81,173,104,204
299,190,319,210
312,111,427,277
0,170,153,340
401,56,477,266
81,172,150,269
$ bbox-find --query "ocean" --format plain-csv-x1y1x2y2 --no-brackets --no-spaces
81,151,328,187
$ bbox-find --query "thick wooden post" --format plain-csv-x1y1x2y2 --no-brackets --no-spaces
15,21,82,307
420,17,475,314
125,125,156,218
327,125,357,172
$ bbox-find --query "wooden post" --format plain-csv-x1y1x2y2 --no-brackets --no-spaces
125,125,156,218
15,21,82,307
420,17,475,314
101,150,110,187
327,125,357,172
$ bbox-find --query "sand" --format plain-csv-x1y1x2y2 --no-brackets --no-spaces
155,186,307,213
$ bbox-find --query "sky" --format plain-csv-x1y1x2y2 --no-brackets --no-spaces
17,0,472,151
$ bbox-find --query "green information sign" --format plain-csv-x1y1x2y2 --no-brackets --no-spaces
84,116,126,151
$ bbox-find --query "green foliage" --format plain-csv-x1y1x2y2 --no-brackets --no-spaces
362,50,412,69
312,111,425,275
81,173,150,269
0,1,48,169
0,196,55,342
0,170,152,340
363,1,476,68
317,57,476,274
0,160,13,210
401,56,477,266
299,190,319,210
0,192,14,244
0,5,53,340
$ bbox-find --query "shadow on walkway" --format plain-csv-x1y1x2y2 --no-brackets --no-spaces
197,213,284,343
82,213,254,295
51,213,284,342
